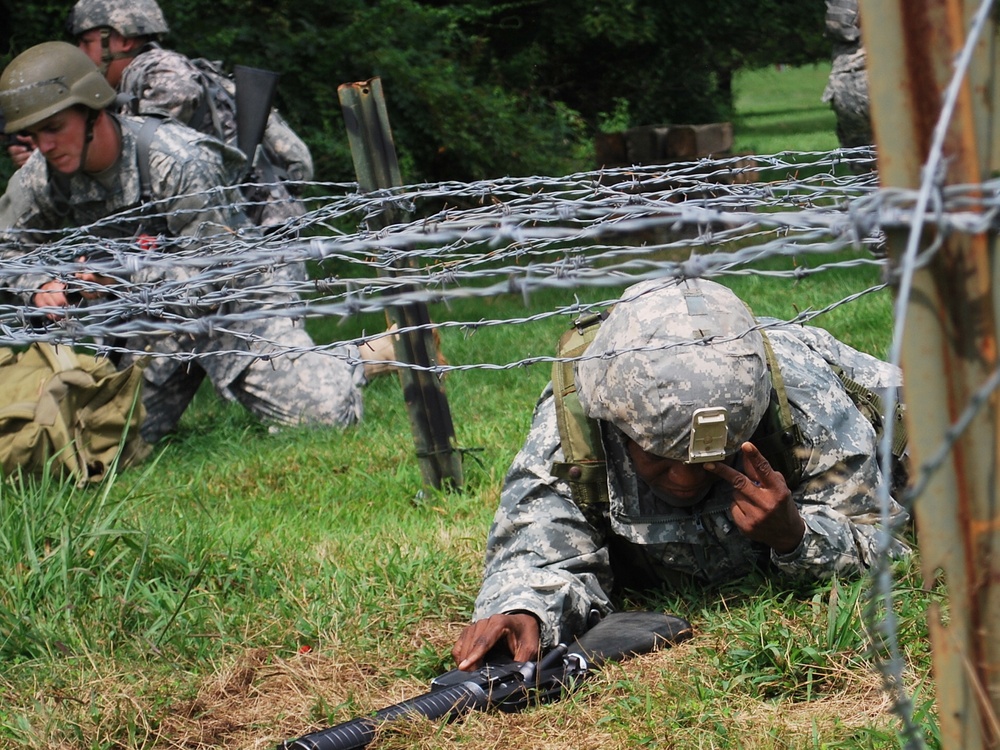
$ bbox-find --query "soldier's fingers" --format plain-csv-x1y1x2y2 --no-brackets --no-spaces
739,443,778,486
703,460,742,485
511,632,541,663
453,620,501,670
706,460,762,497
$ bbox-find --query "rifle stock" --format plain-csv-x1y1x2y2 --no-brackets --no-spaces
233,64,280,171
278,611,692,750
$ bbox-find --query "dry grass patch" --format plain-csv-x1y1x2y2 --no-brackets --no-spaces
122,618,914,750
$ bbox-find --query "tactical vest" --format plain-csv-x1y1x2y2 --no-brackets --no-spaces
550,312,908,519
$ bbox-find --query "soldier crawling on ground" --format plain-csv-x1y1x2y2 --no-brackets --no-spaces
452,278,910,669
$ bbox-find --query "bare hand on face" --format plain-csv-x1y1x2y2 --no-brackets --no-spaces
705,442,805,554
451,612,541,671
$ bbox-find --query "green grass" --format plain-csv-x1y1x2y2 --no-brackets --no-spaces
733,63,840,155
0,65,937,749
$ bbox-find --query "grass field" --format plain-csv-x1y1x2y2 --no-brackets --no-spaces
0,65,938,749
732,63,840,155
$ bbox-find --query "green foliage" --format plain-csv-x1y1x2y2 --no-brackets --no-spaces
716,582,870,700
3,0,832,183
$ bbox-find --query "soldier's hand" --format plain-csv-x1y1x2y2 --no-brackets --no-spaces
705,442,805,554
452,612,541,671
73,271,116,300
32,280,71,321
74,254,116,300
7,136,35,169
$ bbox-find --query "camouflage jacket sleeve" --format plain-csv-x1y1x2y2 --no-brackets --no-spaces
119,47,207,126
472,384,615,649
766,326,910,579
263,109,314,182
0,153,84,302
137,118,250,243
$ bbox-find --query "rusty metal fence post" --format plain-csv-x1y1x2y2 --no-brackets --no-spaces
338,77,464,491
860,1,1000,747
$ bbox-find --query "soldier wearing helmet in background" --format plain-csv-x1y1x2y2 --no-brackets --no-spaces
822,0,872,148
61,0,314,230
451,278,910,670
0,42,391,443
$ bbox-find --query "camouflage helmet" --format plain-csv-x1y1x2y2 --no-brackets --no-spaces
576,278,771,461
69,0,170,38
0,42,117,133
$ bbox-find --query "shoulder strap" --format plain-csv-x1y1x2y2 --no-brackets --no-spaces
115,116,171,240
190,58,233,143
134,116,163,204
34,342,81,375
750,331,806,489
550,312,611,525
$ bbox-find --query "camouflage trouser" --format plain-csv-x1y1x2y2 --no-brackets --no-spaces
138,325,365,442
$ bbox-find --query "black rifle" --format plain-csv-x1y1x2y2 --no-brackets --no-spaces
1,111,14,150
278,611,693,750
233,64,280,170
232,64,282,224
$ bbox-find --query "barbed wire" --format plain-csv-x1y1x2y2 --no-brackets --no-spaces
0,125,989,743
0,148,909,357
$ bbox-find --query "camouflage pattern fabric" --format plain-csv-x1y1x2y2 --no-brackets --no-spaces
824,0,861,43
576,279,770,460
471,281,910,649
118,44,314,229
822,0,872,148
0,115,363,442
68,0,169,38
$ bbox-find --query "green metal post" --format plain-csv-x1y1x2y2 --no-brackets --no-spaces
860,1,1000,747
338,77,464,491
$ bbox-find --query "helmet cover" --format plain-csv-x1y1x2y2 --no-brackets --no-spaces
69,0,169,37
576,278,771,460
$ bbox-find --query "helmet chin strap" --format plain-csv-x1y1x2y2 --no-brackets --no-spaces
96,27,141,76
73,108,101,175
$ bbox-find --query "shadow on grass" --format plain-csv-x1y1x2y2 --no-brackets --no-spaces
736,113,836,138
739,104,833,118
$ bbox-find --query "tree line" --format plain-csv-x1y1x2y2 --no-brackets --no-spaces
3,0,828,185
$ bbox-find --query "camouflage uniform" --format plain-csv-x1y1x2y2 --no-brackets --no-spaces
68,0,314,230
0,115,364,442
117,46,314,229
471,279,909,648
822,0,872,148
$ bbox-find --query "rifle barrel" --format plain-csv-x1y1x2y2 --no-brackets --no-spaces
281,679,491,750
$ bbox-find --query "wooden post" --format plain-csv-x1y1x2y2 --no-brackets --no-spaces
338,77,464,491
859,1,1000,747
